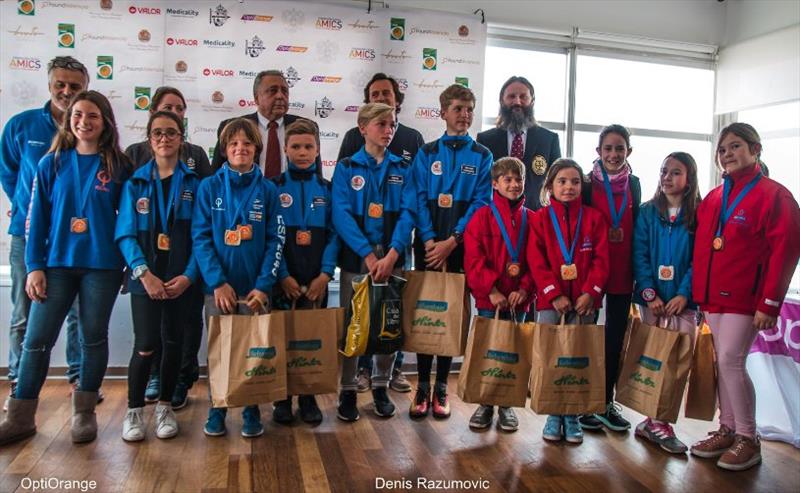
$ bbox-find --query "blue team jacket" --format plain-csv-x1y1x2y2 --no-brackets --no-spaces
26,149,127,272
115,160,200,295
0,101,58,236
331,146,416,273
192,164,285,295
273,162,339,284
632,201,696,308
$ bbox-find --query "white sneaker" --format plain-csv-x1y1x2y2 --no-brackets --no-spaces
122,407,146,442
155,403,178,439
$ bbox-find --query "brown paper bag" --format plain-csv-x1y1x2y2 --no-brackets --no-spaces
284,306,345,395
456,313,534,408
530,317,606,415
685,322,717,421
615,316,692,423
208,307,287,408
401,270,470,356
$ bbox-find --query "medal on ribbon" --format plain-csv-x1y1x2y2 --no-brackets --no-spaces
548,205,583,282
600,166,628,243
714,173,762,253
489,202,528,279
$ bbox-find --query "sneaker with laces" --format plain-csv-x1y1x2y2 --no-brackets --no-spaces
241,405,264,437
272,397,295,424
298,395,323,424
204,407,227,437
3,382,16,413
171,382,189,410
372,388,396,417
144,376,160,403
635,418,688,454
389,368,412,393
543,415,563,441
432,384,450,419
122,407,146,442
690,425,736,458
497,407,519,432
337,390,360,422
564,415,584,443
595,402,631,431
578,413,603,430
356,368,371,393
469,405,494,429
409,385,431,419
717,435,761,471
155,403,178,439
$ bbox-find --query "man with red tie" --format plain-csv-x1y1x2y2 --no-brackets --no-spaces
212,70,320,177
477,76,561,210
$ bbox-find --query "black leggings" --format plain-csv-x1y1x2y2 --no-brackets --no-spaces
416,355,452,388
604,293,632,404
148,284,204,386
128,293,187,408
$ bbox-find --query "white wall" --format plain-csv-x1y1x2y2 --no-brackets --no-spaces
722,0,800,46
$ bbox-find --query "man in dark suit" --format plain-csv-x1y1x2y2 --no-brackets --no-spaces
477,76,561,210
336,73,424,166
212,69,320,177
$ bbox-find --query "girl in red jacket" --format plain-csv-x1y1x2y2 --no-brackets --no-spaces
464,157,535,432
690,123,800,471
529,158,609,444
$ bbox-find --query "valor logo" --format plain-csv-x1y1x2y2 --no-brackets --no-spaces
209,4,229,26
166,37,198,46
203,68,234,77
128,5,161,15
245,35,265,57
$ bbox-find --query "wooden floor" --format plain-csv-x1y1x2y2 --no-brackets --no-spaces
0,379,797,493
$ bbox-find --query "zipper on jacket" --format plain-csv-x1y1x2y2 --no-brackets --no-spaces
300,178,306,231
564,202,574,301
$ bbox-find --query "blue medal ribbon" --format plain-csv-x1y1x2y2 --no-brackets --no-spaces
600,166,628,229
153,163,183,234
223,164,260,230
285,170,315,231
490,202,527,264
716,173,762,237
70,151,101,219
548,205,583,265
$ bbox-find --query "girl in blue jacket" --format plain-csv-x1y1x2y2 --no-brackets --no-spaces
192,118,285,438
115,111,199,442
632,151,702,454
0,91,131,446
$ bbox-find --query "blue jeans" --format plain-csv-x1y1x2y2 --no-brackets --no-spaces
15,268,121,399
477,309,528,323
8,236,81,382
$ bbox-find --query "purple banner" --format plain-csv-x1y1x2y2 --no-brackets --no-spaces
750,299,800,364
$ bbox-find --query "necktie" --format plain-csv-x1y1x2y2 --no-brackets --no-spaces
264,120,280,178
510,132,524,160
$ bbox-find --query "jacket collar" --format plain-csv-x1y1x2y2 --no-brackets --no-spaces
287,161,317,181
131,159,197,183
549,197,582,220
491,190,526,217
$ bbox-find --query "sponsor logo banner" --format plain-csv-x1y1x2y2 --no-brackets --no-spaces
96,55,113,79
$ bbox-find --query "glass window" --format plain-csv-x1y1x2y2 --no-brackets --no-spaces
575,55,714,134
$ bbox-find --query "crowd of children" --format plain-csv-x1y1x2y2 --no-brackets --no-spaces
1,82,798,475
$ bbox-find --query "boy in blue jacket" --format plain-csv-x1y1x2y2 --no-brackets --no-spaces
192,118,286,438
271,120,339,425
332,103,416,422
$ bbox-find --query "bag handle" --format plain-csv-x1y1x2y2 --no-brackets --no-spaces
559,312,566,327
236,298,268,315
291,296,321,311
656,316,672,330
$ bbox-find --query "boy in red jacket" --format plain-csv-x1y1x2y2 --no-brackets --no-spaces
528,158,609,444
464,157,534,432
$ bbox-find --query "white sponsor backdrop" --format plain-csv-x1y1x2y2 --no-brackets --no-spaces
0,0,487,263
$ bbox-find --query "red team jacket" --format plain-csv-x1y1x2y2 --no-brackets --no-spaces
587,181,635,295
527,200,610,309
692,163,800,317
464,193,535,312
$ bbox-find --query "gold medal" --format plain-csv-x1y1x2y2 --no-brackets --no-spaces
296,230,312,246
437,193,453,208
70,217,88,234
560,263,577,281
224,228,241,246
506,262,521,278
658,265,675,281
238,224,253,241
532,155,547,176
157,233,170,251
609,227,624,243
712,236,724,251
368,202,384,218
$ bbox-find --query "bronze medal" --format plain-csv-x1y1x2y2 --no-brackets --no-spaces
609,227,624,243
157,233,170,251
296,230,312,246
224,228,241,246
560,263,577,281
532,155,547,176
437,193,453,208
658,265,675,281
506,262,521,278
70,217,88,234
712,236,724,251
368,202,384,218
238,224,253,241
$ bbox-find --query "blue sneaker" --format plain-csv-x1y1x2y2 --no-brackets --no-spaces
564,415,584,444
241,405,264,437
543,415,563,442
204,407,227,436
144,375,160,404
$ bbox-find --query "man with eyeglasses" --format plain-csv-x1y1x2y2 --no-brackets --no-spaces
211,69,320,178
0,56,97,410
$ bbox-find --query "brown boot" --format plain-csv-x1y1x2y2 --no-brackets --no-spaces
71,390,99,443
0,397,38,445
690,424,735,458
717,434,762,471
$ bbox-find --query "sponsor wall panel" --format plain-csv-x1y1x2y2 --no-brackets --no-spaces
0,0,486,262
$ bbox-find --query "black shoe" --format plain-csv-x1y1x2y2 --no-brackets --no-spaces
497,407,519,432
372,388,396,417
595,402,631,431
469,405,494,429
298,395,323,424
272,398,295,424
337,391,360,422
171,382,189,410
578,414,603,430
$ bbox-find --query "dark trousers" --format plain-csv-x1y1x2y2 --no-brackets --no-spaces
148,284,204,387
603,293,632,404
